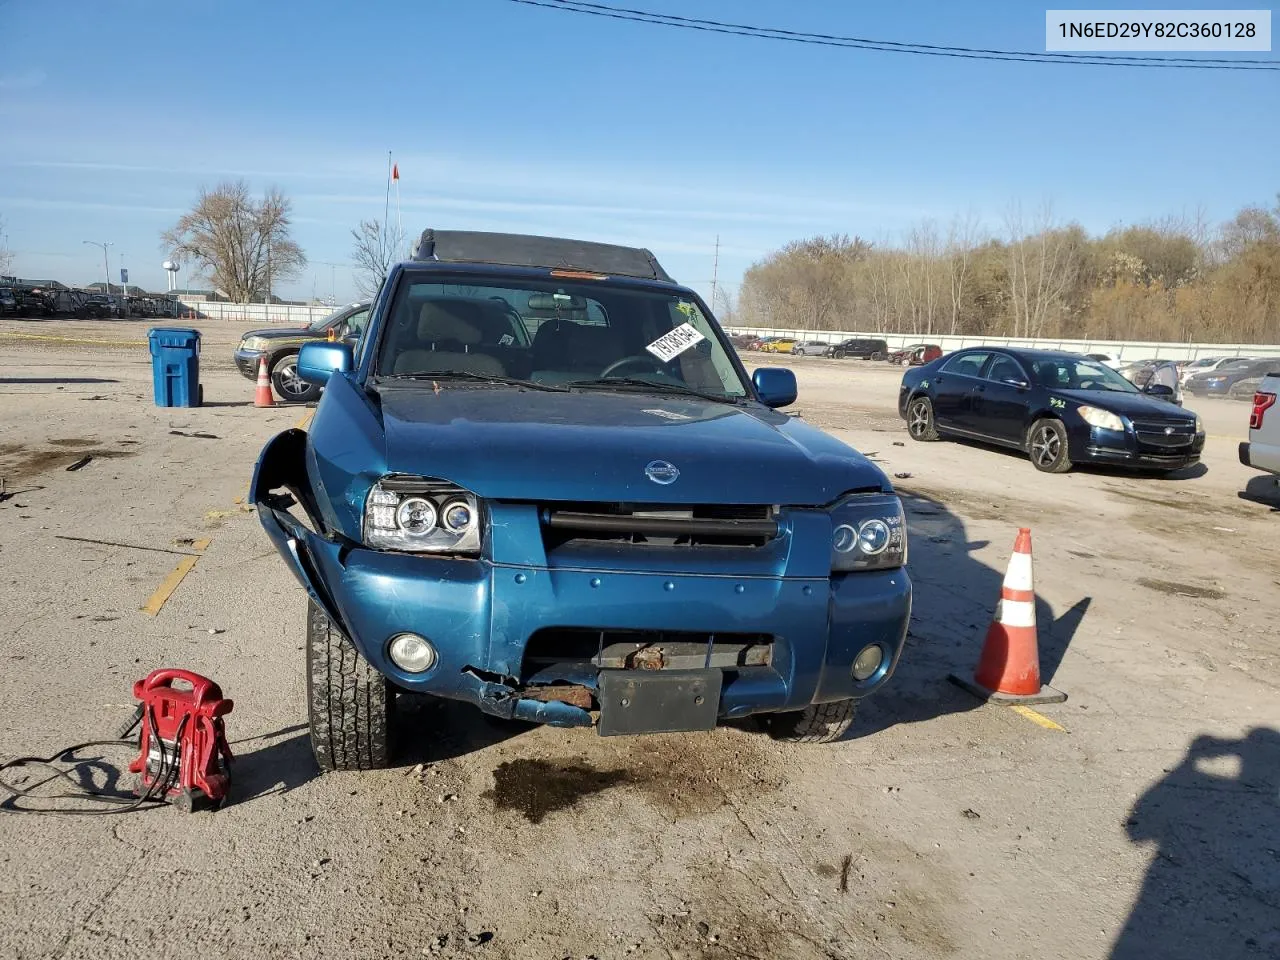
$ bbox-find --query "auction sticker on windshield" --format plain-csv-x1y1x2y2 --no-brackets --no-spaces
646,323,706,363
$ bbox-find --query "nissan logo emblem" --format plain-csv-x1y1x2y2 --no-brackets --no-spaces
644,460,680,485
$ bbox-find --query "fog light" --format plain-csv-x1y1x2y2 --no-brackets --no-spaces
852,644,884,681
388,633,437,673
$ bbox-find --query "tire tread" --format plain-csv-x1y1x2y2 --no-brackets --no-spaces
762,700,857,744
306,601,391,772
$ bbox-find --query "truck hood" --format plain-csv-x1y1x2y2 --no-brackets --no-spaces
240,326,316,341
373,385,888,504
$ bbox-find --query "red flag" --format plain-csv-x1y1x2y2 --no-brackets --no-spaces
392,163,399,182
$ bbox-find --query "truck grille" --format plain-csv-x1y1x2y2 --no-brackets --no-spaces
523,627,774,678
1131,419,1197,449
539,502,779,548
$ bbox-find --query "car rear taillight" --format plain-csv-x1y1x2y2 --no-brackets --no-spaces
1251,392,1276,430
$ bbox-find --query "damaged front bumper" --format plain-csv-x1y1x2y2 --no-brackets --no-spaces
252,430,912,731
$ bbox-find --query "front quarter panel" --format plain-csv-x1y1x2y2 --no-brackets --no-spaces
307,373,388,539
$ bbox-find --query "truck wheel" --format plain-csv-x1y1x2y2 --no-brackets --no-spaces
871,351,884,361
760,700,856,744
1028,418,1073,474
271,353,322,403
306,600,393,772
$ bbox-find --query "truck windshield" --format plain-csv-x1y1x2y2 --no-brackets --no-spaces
373,276,749,400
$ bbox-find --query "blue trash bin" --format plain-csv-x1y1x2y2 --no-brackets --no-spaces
148,327,203,407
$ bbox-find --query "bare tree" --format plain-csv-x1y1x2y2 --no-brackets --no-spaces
162,181,305,303
946,211,981,334
351,218,405,298
1005,202,1082,338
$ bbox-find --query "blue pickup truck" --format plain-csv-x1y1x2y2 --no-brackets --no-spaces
252,230,910,771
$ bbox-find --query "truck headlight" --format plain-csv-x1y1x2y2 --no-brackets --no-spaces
830,494,907,572
241,336,268,351
363,477,482,554
1194,414,1204,433
1077,405,1125,431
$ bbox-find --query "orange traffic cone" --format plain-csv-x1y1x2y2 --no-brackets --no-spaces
254,355,275,408
949,528,1066,705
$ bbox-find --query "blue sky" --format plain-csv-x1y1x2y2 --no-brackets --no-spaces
1,0,1275,305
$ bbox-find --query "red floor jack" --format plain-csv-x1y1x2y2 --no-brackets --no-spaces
126,669,234,812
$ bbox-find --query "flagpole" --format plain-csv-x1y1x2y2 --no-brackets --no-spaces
384,151,392,233
395,170,402,251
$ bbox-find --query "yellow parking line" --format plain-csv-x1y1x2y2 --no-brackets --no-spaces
140,537,211,617
1009,705,1066,732
0,332,147,347
1207,434,1246,443
294,409,314,430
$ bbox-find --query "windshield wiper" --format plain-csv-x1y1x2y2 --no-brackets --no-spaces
377,371,569,392
565,377,744,404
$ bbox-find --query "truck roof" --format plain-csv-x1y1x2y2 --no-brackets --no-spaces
409,228,674,283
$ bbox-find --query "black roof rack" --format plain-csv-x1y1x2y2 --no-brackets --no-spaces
410,229,673,283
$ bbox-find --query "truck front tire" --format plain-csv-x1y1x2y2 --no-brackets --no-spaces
759,700,857,744
306,600,393,772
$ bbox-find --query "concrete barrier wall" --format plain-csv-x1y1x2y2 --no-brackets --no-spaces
723,327,1280,363
174,300,337,325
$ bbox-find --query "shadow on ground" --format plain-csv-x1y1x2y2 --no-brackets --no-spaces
1110,727,1280,959
858,489,1091,736
941,434,1208,480
1238,474,1280,510
231,701,531,802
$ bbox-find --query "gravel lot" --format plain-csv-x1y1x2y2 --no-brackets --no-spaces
1,317,1277,960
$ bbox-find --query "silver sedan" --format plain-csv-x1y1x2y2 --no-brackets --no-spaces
791,340,834,357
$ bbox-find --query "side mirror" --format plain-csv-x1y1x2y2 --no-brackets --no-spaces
753,367,797,408
298,341,353,385
1144,383,1174,398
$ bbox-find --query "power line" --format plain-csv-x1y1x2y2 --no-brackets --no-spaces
503,0,1280,70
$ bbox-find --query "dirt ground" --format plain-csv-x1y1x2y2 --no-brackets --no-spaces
0,317,1277,960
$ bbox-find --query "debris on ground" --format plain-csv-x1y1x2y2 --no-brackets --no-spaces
894,471,912,479
962,808,981,819
66,455,93,471
169,430,220,439
892,441,905,446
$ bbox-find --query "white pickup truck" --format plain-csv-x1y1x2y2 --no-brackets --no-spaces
1239,371,1280,476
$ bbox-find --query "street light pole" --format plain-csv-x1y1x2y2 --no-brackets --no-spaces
82,240,112,298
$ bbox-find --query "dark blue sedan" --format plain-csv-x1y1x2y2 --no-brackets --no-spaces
899,348,1205,473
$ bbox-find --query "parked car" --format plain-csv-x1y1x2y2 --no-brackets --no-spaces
251,229,911,770
0,287,15,315
1228,376,1264,401
889,343,942,366
728,333,755,349
828,338,888,360
1084,352,1124,370
1117,359,1183,405
747,336,776,351
78,294,117,319
1185,358,1278,398
791,340,832,357
234,301,372,402
1239,372,1280,477
1178,356,1227,384
898,348,1204,474
760,337,797,354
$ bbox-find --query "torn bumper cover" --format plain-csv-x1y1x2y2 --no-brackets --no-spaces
252,429,912,729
